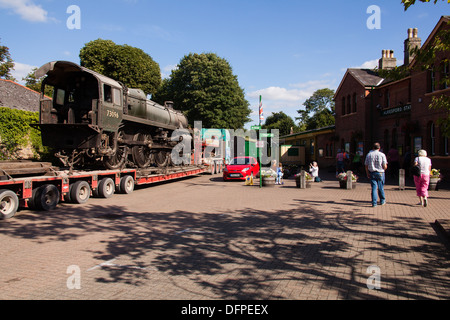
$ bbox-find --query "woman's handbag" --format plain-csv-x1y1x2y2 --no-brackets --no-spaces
412,158,421,177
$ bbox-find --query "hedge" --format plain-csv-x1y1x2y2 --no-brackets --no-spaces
0,107,49,160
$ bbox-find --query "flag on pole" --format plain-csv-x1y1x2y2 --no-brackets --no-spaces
259,95,264,122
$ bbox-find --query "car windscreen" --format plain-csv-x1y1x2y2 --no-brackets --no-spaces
230,158,251,165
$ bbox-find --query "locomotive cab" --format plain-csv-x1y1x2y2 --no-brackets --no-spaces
36,61,123,151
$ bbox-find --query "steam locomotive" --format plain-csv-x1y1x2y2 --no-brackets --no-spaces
35,61,191,170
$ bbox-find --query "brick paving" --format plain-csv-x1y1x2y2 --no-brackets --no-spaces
0,172,449,301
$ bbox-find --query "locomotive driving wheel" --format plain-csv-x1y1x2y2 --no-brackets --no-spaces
103,131,128,170
154,150,170,167
131,132,153,168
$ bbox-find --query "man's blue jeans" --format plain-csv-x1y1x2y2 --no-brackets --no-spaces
370,171,385,206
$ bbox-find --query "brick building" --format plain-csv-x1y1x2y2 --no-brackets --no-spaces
334,16,450,177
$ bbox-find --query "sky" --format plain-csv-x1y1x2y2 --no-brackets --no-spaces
0,0,449,128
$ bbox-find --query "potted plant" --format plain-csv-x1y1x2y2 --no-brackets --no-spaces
337,172,358,189
429,169,441,191
262,171,276,187
295,171,313,188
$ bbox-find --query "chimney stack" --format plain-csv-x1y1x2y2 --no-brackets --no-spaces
379,50,397,70
404,27,422,66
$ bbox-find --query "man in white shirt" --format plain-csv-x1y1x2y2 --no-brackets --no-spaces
365,143,388,207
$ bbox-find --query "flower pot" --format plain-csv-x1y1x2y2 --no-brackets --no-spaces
262,177,276,187
339,180,357,189
429,177,440,191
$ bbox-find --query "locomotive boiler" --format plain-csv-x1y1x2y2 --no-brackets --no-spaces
35,61,190,170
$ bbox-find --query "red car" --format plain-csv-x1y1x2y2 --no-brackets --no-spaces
223,157,260,181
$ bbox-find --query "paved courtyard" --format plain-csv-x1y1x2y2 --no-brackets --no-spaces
0,171,449,301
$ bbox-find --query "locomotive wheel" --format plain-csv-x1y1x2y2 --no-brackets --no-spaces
0,189,19,220
103,131,128,170
154,151,170,167
132,133,153,168
97,178,115,199
33,184,60,211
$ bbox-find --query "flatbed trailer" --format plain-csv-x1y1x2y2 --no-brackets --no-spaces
0,162,208,220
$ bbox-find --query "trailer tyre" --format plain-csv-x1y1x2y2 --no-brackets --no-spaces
0,189,19,220
34,184,60,211
119,175,134,194
97,178,115,199
70,181,91,204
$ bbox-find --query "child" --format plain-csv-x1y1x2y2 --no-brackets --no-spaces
309,162,322,182
276,163,284,185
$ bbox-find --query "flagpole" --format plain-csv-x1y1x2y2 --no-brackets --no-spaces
259,95,262,188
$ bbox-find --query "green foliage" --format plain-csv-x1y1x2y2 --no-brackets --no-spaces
23,67,53,97
0,108,48,160
402,0,449,11
296,88,335,131
154,53,251,129
429,95,450,137
79,39,161,95
263,112,298,136
0,39,16,81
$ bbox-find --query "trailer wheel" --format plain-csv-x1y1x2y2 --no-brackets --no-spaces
33,184,60,211
70,181,91,204
97,178,115,199
119,175,134,194
0,189,19,220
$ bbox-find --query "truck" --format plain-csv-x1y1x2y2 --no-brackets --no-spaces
0,160,208,220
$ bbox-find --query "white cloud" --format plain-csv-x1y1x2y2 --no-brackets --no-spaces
162,64,178,79
0,0,48,22
11,62,37,84
246,78,337,124
356,59,379,69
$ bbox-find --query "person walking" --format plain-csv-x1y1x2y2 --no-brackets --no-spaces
365,143,388,207
413,150,432,207
336,149,345,174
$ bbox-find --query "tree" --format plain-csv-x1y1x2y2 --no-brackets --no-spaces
262,112,298,136
79,39,161,95
402,0,449,11
296,88,335,131
23,67,53,97
0,39,15,81
154,53,251,129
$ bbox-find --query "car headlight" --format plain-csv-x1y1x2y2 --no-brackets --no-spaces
242,167,250,173
223,168,228,172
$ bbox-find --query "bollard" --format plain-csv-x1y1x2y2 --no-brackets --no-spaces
399,169,405,191
346,171,353,190
299,170,306,189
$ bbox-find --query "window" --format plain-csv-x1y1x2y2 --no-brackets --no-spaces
352,93,357,113
385,89,390,108
444,137,449,156
103,84,112,102
430,122,436,156
56,89,65,105
442,62,449,90
430,68,436,92
342,97,346,115
347,95,351,114
113,88,121,105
